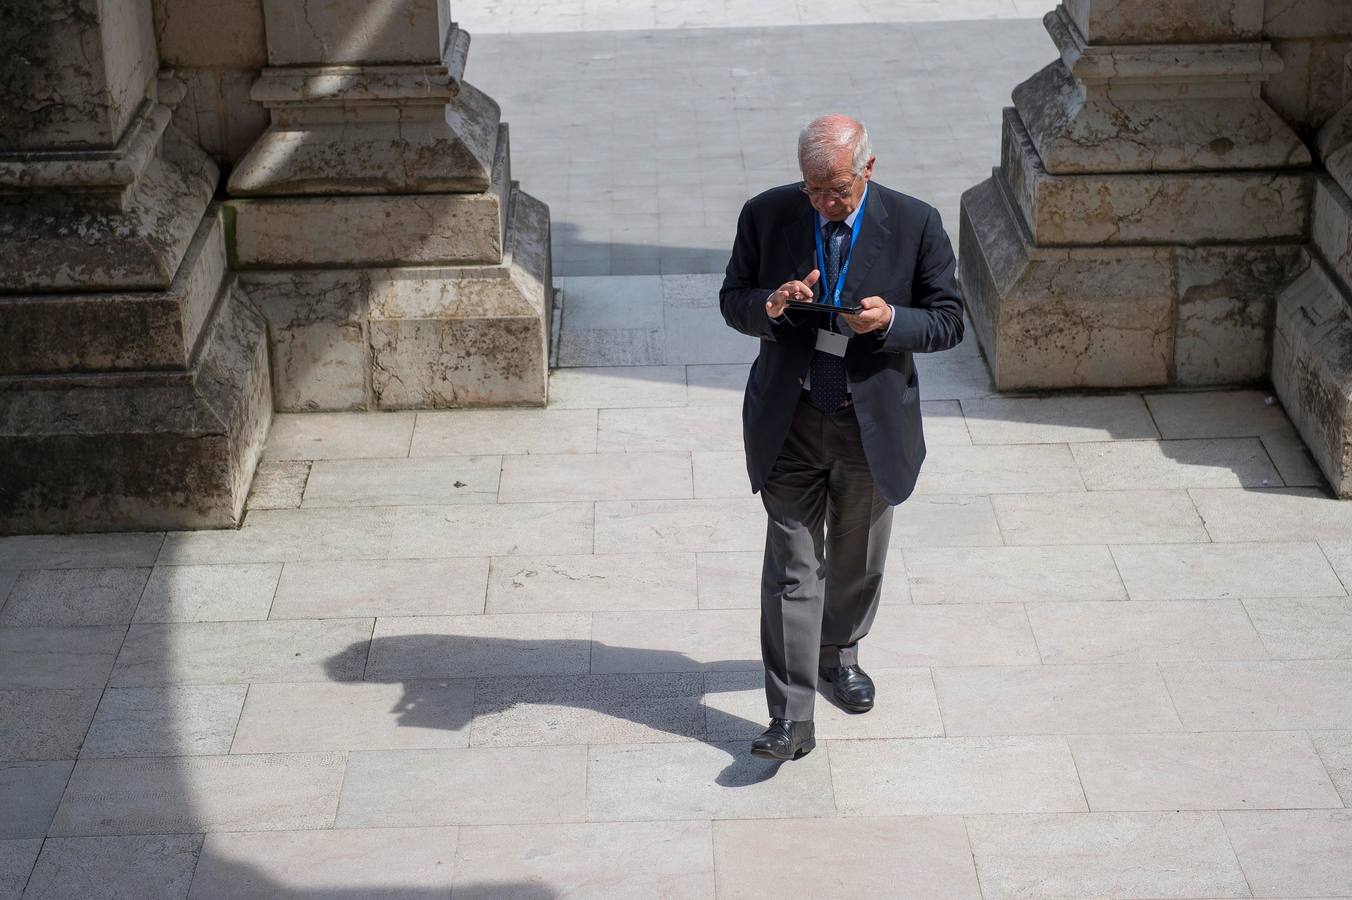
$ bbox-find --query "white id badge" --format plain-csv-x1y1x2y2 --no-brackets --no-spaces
815,329,849,357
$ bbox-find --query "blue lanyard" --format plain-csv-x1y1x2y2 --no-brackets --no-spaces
812,187,868,307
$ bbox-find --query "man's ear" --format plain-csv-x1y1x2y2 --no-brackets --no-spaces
864,156,876,180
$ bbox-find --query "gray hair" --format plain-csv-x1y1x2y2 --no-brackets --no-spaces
798,115,872,178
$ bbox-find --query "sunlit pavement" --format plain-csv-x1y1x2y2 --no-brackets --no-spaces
3,2,1351,897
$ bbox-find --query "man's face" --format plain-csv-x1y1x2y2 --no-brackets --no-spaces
802,150,875,222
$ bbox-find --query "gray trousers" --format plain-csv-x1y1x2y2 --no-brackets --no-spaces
759,393,895,720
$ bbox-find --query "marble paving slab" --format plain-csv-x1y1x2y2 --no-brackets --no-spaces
713,816,980,899
1070,437,1283,490
301,456,503,507
0,689,103,762
133,563,282,624
269,558,489,619
0,840,41,898
456,821,713,899
109,619,372,686
470,672,707,747
902,545,1127,603
1110,541,1346,600
0,568,151,628
23,834,202,900
0,761,72,839
365,613,591,680
410,408,599,456
262,412,416,461
992,490,1209,545
230,680,476,754
827,735,1087,816
932,663,1185,735
1191,487,1352,542
1160,659,1352,730
498,451,693,502
389,503,595,558
1221,809,1352,899
0,534,163,571
191,827,458,899
965,811,1250,900
1025,599,1269,664
80,686,249,759
961,395,1159,444
486,553,698,613
49,753,347,836
586,741,836,822
0,627,124,690
1068,730,1343,812
336,746,587,827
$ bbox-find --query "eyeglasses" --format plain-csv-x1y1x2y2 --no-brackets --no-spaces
799,172,860,201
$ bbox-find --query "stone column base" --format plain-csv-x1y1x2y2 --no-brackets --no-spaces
1273,175,1352,498
0,277,273,534
243,185,552,410
1273,257,1352,498
960,174,1305,390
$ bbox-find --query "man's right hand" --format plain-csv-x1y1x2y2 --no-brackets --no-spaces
766,269,821,319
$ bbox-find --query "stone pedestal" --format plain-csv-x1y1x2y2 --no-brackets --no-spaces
1273,52,1352,497
226,0,552,411
1262,0,1352,138
152,0,270,167
960,0,1311,390
0,0,271,534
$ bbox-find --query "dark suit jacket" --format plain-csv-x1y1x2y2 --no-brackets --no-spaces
719,180,964,506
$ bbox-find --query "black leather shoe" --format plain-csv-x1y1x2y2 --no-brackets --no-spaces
750,718,816,761
819,664,875,713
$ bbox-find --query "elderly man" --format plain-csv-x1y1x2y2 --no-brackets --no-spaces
720,114,964,761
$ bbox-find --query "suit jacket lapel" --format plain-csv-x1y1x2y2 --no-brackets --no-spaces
840,188,890,307
782,195,819,296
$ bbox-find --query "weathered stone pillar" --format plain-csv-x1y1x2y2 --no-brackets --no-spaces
0,0,272,533
960,0,1311,390
227,0,552,410
152,0,271,167
1274,48,1352,496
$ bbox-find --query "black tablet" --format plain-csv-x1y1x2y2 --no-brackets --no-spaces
785,299,863,316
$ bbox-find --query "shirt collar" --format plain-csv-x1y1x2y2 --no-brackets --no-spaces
816,183,868,230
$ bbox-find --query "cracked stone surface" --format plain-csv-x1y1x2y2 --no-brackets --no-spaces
0,0,157,150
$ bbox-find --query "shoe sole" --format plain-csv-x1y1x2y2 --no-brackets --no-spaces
751,736,816,761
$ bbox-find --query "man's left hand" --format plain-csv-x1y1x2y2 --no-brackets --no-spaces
839,296,892,334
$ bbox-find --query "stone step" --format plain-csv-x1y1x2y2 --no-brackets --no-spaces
232,117,512,270
0,100,219,294
958,172,1176,390
240,170,552,412
1001,108,1311,247
0,206,228,376
0,277,273,533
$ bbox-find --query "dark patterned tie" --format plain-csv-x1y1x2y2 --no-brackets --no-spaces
809,220,851,413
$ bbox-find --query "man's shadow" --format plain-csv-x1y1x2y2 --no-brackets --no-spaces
323,635,843,786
